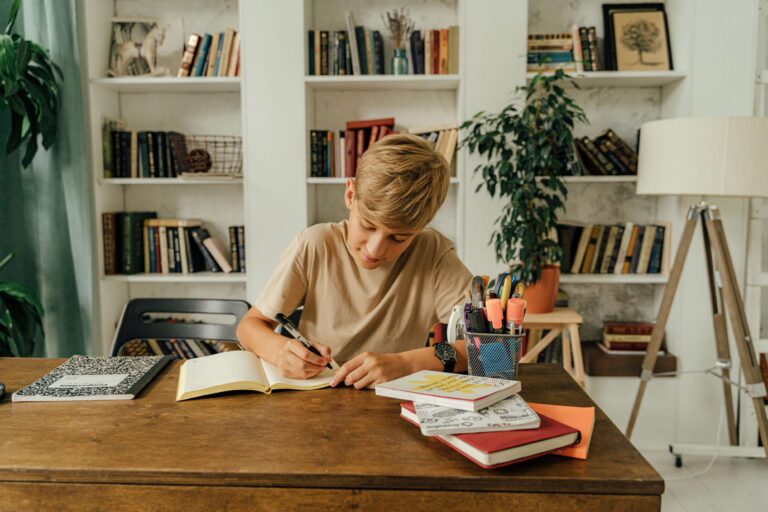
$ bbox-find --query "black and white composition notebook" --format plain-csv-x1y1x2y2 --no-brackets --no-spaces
12,355,173,402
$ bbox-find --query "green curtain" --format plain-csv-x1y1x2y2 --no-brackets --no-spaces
0,0,94,357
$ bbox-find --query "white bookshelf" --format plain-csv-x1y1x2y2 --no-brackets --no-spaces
304,75,460,90
525,71,686,88
559,274,669,285
82,0,247,355
90,77,241,93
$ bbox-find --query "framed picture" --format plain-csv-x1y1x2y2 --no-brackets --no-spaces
107,18,184,77
602,3,673,71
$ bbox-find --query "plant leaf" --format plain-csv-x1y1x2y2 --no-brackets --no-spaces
4,0,22,35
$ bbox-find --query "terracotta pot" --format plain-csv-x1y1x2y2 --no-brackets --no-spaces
524,265,560,314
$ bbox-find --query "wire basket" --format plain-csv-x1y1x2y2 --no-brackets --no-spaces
465,332,523,381
184,135,243,177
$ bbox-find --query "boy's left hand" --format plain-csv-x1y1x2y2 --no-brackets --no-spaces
330,352,411,389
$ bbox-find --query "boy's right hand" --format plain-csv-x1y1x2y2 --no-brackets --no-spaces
276,339,333,379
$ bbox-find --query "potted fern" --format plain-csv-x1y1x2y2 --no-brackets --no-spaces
461,70,587,313
0,254,44,356
1,0,63,167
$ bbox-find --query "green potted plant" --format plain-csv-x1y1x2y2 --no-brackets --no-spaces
461,70,588,313
0,253,44,356
1,0,63,167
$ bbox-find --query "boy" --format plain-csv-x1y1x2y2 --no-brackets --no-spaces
236,134,473,389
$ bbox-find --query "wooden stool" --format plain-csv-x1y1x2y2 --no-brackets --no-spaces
519,307,585,388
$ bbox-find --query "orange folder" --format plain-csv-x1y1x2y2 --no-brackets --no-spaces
528,403,595,460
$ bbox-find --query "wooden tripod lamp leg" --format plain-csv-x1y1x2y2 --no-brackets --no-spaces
704,209,768,459
626,207,699,438
700,211,739,445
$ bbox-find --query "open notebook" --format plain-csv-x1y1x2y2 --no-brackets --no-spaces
176,350,339,401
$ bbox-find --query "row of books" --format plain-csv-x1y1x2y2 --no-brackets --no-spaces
178,29,240,78
307,12,458,76
527,26,601,72
102,124,191,179
119,338,239,359
376,371,593,468
574,129,638,176
102,213,243,275
557,222,668,275
310,118,459,178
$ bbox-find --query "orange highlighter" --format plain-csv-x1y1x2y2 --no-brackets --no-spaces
506,298,526,335
486,298,505,334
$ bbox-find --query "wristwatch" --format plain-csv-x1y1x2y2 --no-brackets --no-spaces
434,342,457,373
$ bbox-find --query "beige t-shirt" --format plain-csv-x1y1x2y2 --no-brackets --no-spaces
254,221,472,361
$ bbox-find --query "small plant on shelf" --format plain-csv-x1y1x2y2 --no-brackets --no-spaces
381,8,414,75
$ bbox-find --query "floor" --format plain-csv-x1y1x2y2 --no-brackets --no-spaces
640,449,768,511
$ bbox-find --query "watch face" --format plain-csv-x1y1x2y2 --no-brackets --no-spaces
435,342,456,363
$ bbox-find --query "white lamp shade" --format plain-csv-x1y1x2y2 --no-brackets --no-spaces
636,117,768,198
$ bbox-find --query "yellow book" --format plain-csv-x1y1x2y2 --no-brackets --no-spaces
176,350,339,401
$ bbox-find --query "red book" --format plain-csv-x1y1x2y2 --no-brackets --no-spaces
344,129,356,177
345,117,395,130
401,402,580,469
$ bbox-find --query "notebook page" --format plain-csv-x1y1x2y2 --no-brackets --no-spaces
180,351,267,393
262,358,339,390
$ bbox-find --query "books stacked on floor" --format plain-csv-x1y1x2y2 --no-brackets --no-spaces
178,29,240,78
307,13,458,76
118,338,240,360
557,221,670,275
574,129,638,176
407,124,459,165
310,117,396,178
101,213,239,275
599,321,664,356
376,371,593,468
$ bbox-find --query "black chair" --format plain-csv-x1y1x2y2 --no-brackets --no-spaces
111,298,251,356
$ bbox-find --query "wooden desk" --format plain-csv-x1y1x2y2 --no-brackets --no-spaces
0,358,663,511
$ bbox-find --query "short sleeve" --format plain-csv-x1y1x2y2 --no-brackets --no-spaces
253,234,309,320
432,248,473,323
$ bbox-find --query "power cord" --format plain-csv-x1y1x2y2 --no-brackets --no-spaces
664,402,725,482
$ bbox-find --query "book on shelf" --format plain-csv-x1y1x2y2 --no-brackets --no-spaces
176,350,340,401
597,342,665,356
375,370,521,412
12,355,172,402
408,125,459,166
311,117,396,178
558,221,668,275
177,28,240,78
574,130,638,176
410,395,541,436
400,402,580,469
527,32,577,72
102,124,195,179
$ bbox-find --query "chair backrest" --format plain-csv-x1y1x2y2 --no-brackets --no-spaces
111,298,251,356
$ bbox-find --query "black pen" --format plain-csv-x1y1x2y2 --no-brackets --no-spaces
275,313,333,369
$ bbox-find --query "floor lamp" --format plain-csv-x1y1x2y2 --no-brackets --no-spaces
626,117,768,462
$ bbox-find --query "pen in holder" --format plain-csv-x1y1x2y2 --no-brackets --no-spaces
465,332,523,381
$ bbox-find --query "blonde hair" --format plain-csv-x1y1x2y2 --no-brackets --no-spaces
355,133,450,230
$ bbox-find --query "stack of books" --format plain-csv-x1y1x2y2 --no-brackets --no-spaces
575,129,638,176
178,29,240,78
102,214,239,275
101,121,191,179
527,33,577,72
557,221,669,275
599,321,664,356
376,371,593,468
307,15,458,76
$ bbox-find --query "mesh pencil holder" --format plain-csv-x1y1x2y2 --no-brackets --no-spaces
464,332,523,381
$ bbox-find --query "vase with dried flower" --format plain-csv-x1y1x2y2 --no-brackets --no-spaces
381,8,414,75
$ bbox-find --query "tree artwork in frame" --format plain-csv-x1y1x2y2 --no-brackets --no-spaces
612,10,671,71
